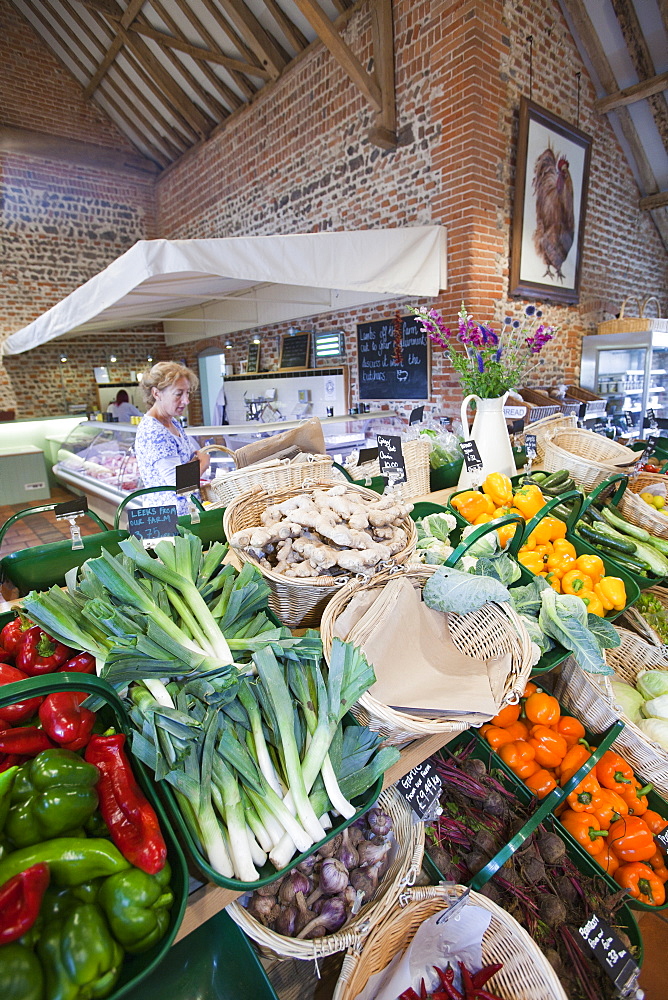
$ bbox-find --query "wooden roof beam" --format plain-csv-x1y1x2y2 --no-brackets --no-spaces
292,0,381,110
82,0,145,98
368,0,396,148
595,71,668,113
609,0,668,152
173,0,256,104
263,0,308,54
215,0,289,79
640,191,668,210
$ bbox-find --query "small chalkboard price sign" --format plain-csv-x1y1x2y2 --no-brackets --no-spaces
624,412,634,429
594,421,608,436
128,505,178,541
358,446,379,464
247,341,261,373
409,406,425,425
646,408,657,425
279,332,310,370
656,826,668,855
55,495,88,519
175,459,200,496
525,433,537,459
578,913,639,994
377,434,407,485
396,761,443,821
461,441,483,474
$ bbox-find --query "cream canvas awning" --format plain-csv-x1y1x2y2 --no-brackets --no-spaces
3,226,447,355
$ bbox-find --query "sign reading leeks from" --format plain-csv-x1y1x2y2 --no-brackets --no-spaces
357,315,429,400
128,505,178,541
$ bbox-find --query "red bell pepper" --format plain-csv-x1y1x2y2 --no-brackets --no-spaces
59,651,96,675
38,691,96,751
0,613,32,658
0,726,54,756
16,626,72,676
0,663,43,724
85,733,167,874
0,863,50,944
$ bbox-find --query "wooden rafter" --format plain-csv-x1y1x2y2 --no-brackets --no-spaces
215,0,289,79
263,0,308,55
610,0,668,153
83,0,145,98
292,0,381,110
595,72,668,113
640,191,668,211
368,0,396,147
560,0,668,249
173,0,256,104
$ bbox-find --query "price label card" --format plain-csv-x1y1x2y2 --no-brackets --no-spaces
624,412,634,428
175,459,200,495
461,440,483,473
594,422,608,436
645,437,657,458
128,505,178,541
409,406,425,425
525,434,537,459
377,434,407,485
54,495,88,519
395,760,443,821
358,446,379,464
656,826,668,855
503,405,526,419
578,913,639,994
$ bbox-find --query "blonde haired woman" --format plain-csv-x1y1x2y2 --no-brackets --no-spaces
134,362,210,514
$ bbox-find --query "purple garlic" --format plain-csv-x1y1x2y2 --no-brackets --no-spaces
294,890,316,934
357,838,391,868
247,893,277,926
335,828,359,870
367,808,392,838
296,896,347,939
274,904,298,937
278,870,311,906
296,854,318,876
349,862,381,904
318,833,342,859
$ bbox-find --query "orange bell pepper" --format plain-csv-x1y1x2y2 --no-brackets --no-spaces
528,725,568,768
555,715,586,746
491,703,520,728
545,551,576,578
513,484,547,519
525,516,567,547
647,847,668,883
483,726,515,751
561,569,594,596
525,768,557,798
643,809,668,836
451,491,496,523
524,691,560,726
589,788,629,828
498,740,540,780
596,750,634,793
621,779,653,817
608,815,656,862
522,682,539,699
594,576,626,613
504,720,531,742
559,744,592,782
597,843,620,877
615,861,666,906
545,571,562,592
560,809,609,856
496,521,518,548
473,512,494,526
574,553,605,585
482,472,513,507
567,772,601,812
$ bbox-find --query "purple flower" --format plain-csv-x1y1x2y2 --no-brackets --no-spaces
476,352,485,372
512,320,520,329
504,316,512,325
525,305,535,316
495,346,503,361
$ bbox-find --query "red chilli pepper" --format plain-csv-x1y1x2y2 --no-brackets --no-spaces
16,627,72,676
471,964,504,989
0,663,43,724
59,652,96,675
85,733,167,874
434,966,463,1000
0,862,50,944
38,692,96,752
0,726,54,755
0,613,32,657
399,991,421,1000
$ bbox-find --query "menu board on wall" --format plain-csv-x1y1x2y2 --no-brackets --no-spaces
247,341,261,373
279,332,311,370
357,315,429,400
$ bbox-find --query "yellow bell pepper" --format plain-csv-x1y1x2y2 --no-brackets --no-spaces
473,512,494,525
518,550,546,575
574,554,605,586
451,490,496,523
545,571,562,592
553,538,577,558
496,522,518,548
545,551,576,577
581,591,605,616
525,516,567,547
561,569,594,596
482,472,513,508
594,577,626,613
534,543,554,559
512,484,547,519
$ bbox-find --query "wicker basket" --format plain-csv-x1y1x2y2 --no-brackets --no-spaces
226,786,424,962
524,413,576,463
541,428,637,490
346,439,431,500
320,566,534,746
207,454,334,507
553,631,668,797
223,482,417,629
628,470,668,493
597,297,666,336
333,884,567,1000
619,487,668,539
618,584,668,650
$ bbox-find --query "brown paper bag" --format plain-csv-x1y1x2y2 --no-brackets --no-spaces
233,417,327,469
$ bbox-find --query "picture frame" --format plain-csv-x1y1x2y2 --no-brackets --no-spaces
510,97,592,305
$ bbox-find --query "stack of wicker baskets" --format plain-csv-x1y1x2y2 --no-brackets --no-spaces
345,438,431,499
333,884,567,1000
226,786,424,962
554,629,668,798
320,566,534,745
223,482,417,628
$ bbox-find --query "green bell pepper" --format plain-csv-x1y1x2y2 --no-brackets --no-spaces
0,941,44,1000
0,838,130,888
98,862,173,954
6,750,99,848
0,766,18,835
41,880,103,922
38,903,123,1000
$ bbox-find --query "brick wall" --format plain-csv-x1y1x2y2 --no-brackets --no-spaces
157,0,668,415
0,0,156,417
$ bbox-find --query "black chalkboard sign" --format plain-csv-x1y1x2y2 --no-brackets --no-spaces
175,459,200,495
657,825,668,855
128,505,178,541
396,761,443,820
578,913,639,993
461,441,483,474
357,315,429,401
409,406,424,425
247,341,261,373
55,495,88,519
279,332,310,370
525,433,537,459
377,434,407,484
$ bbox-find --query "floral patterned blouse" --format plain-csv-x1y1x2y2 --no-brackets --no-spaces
134,414,199,515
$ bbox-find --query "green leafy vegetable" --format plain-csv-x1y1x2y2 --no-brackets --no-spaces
538,590,613,675
423,565,511,615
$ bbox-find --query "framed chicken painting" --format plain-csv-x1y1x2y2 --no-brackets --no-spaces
510,97,592,305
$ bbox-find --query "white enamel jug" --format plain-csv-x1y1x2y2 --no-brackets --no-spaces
457,392,518,488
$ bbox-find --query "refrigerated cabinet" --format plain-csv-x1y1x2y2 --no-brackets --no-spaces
580,320,668,439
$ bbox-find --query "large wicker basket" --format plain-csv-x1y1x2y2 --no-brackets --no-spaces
619,487,668,539
226,786,424,962
207,454,334,507
320,566,534,746
541,427,637,490
346,438,431,500
525,413,576,463
333,884,568,1000
628,470,668,493
553,631,668,798
223,482,417,628
619,584,668,649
